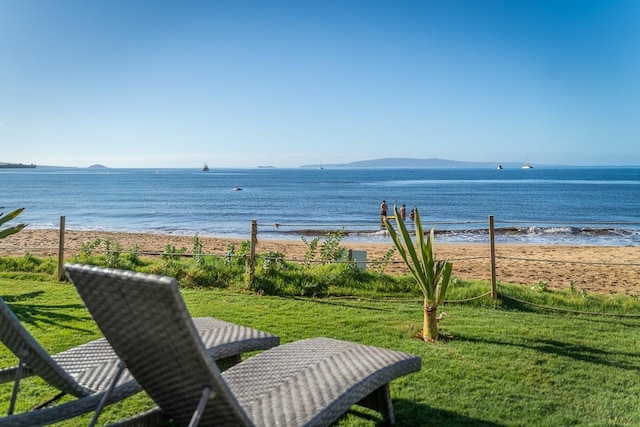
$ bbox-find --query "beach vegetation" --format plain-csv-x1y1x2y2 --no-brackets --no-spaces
181,256,242,289
319,229,348,263
102,238,122,268
0,207,26,240
260,251,285,275
301,229,348,267
3,234,640,315
368,247,396,274
73,239,102,263
126,245,142,267
192,233,203,267
72,239,147,271
225,242,235,264
225,241,250,266
384,206,453,341
301,235,320,266
0,253,57,275
161,243,186,261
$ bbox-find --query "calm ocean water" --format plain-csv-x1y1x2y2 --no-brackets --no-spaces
2,166,639,246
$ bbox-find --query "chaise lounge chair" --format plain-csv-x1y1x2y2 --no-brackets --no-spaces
65,263,422,426
0,289,279,426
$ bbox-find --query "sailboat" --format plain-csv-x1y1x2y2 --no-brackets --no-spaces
202,163,209,171
522,163,533,169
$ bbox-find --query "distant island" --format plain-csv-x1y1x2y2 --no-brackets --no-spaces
300,158,526,169
0,162,36,169
88,164,108,168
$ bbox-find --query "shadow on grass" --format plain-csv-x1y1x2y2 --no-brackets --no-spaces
345,398,504,426
2,292,94,333
456,334,640,372
290,296,394,312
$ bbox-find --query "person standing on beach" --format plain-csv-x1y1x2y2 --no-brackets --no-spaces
400,204,406,220
380,200,388,217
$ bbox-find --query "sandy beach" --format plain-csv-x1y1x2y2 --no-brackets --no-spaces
2,229,639,296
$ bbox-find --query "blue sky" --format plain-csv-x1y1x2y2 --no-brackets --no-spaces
1,0,638,168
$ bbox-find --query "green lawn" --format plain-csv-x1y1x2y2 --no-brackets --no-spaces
1,274,639,426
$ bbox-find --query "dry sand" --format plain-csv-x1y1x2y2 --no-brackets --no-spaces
2,229,639,296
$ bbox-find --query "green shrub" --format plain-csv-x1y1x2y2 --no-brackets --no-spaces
73,239,102,263
0,254,57,275
193,234,203,267
103,238,122,268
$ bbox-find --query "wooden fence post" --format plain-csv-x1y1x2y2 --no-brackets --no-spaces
489,215,497,300
247,220,257,286
57,216,66,281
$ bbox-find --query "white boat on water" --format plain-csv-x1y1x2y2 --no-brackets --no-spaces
203,163,209,171
522,163,533,169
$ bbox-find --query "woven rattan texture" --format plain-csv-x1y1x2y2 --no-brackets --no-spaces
0,266,279,427
66,263,422,427
224,337,421,426
0,297,91,397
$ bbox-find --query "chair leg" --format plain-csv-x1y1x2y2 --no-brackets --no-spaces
188,387,213,427
8,348,28,415
357,384,395,424
89,359,127,427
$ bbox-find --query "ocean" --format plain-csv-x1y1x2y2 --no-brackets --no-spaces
2,166,639,246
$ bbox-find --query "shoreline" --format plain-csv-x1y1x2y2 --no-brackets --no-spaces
1,229,639,296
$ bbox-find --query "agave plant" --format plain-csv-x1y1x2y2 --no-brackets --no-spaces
384,205,452,341
0,207,27,240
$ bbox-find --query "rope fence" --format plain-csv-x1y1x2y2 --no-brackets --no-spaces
497,256,640,267
497,291,640,318
310,291,493,304
1,216,639,308
257,215,640,312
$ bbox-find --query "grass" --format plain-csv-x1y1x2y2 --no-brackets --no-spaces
1,271,640,426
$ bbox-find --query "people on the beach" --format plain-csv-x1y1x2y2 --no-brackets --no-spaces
400,204,406,220
380,200,388,217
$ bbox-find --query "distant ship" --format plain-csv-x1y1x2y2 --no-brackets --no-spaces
522,163,533,169
202,163,209,171
0,163,36,169
497,164,503,170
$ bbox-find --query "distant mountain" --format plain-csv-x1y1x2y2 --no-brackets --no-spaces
301,158,523,169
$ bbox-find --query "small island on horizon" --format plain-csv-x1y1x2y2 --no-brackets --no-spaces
0,162,37,169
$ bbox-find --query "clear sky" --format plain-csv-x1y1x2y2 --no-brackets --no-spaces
1,0,638,168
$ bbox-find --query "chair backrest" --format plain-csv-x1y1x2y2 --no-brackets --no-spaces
0,297,91,397
64,263,252,426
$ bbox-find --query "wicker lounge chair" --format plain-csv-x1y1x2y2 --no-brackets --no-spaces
0,289,279,426
65,263,422,426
